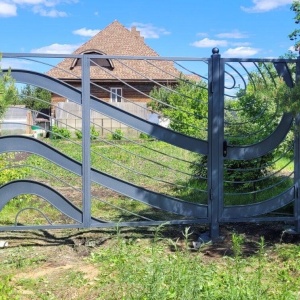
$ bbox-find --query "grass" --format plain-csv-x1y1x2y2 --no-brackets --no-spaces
86,228,300,300
0,225,300,299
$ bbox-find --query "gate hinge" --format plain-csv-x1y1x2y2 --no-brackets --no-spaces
209,189,214,200
296,187,299,199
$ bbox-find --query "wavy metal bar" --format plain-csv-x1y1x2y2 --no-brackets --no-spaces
91,169,207,218
0,180,83,222
7,69,208,155
226,113,293,160
0,136,208,218
222,186,294,218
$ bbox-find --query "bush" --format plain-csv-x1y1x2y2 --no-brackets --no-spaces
75,125,100,140
111,129,124,140
139,132,151,140
90,125,99,140
75,130,82,139
51,126,71,140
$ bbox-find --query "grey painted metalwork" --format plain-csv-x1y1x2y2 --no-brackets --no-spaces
0,136,206,218
9,69,208,154
0,50,299,238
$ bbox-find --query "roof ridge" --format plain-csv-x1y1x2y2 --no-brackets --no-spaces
72,20,122,54
46,20,181,80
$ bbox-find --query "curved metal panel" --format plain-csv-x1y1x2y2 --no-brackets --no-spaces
0,180,83,222
0,136,208,218
222,186,294,218
90,97,208,155
8,69,208,155
226,113,293,160
0,136,82,175
8,69,82,104
91,168,208,218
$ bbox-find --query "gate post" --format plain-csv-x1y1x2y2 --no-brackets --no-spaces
207,48,225,238
82,55,91,227
294,55,300,233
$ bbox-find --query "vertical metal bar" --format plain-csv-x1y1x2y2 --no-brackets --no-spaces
82,55,91,227
294,56,300,232
207,48,225,238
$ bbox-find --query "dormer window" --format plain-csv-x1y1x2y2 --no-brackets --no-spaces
70,50,114,70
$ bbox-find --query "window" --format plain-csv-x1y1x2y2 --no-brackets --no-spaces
110,88,122,102
70,50,114,70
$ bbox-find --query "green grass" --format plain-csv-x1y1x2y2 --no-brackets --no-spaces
86,228,300,300
0,226,300,299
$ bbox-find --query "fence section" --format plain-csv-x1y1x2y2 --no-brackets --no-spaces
0,50,298,237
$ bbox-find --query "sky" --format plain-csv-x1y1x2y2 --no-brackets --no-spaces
0,0,298,60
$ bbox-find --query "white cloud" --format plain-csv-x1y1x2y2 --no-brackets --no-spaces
223,47,260,57
216,30,248,39
241,0,292,13
0,2,17,17
13,0,45,4
129,22,170,39
73,27,100,37
32,6,67,17
191,38,228,48
0,0,77,17
0,58,32,69
31,43,80,54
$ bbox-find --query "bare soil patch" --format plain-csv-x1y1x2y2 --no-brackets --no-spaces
0,222,299,299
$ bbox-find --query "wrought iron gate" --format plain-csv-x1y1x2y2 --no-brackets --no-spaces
0,49,298,238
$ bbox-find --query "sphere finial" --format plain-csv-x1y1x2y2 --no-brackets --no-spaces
212,47,219,54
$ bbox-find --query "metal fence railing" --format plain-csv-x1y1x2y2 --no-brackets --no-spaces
0,50,299,238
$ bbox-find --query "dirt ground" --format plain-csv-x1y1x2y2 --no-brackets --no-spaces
0,222,300,299
1,221,300,259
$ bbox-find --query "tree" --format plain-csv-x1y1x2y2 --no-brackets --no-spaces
0,64,18,117
19,84,51,112
148,77,208,139
289,0,300,51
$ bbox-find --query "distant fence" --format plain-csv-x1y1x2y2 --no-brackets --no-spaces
55,101,149,137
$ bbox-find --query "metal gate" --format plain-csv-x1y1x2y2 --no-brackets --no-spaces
0,49,298,238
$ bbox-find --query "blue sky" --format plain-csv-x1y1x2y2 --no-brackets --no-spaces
0,0,298,59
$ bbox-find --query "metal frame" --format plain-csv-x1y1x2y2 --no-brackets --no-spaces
0,50,299,238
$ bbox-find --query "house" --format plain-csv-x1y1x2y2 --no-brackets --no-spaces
46,20,201,136
47,20,182,107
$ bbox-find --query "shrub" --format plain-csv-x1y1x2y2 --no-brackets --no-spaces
139,132,151,140
90,125,99,140
111,129,124,140
51,126,71,140
75,130,82,139
75,125,100,140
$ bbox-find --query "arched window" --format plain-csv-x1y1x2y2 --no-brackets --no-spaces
70,50,114,70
